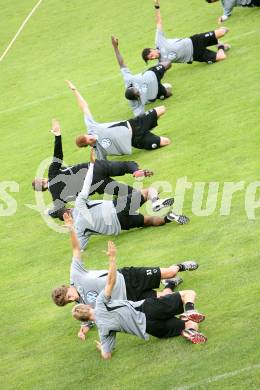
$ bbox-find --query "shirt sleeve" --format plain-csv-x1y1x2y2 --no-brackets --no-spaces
48,135,63,179
130,99,145,117
99,331,117,354
75,163,94,208
155,28,164,46
222,0,235,16
120,67,132,85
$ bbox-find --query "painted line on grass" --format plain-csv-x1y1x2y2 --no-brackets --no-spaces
173,364,260,390
0,28,259,115
0,74,120,115
0,0,44,63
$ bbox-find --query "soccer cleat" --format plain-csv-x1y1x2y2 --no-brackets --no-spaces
152,197,174,212
161,276,183,289
133,169,154,178
180,310,205,323
166,212,190,224
181,329,207,344
179,261,199,271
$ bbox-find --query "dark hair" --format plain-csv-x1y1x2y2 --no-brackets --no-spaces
125,87,138,101
52,285,69,306
142,48,152,63
48,207,71,220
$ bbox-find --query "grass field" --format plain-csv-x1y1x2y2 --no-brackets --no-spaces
1,1,260,389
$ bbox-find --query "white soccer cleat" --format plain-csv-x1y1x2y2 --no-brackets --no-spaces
152,198,174,212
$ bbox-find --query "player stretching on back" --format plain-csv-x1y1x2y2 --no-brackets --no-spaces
142,0,231,65
72,241,207,359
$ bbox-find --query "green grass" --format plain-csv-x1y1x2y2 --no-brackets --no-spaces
1,0,260,389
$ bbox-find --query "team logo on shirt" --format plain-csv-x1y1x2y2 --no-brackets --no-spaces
85,290,98,303
101,138,112,149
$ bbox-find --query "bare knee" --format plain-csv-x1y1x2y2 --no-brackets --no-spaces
144,216,165,226
160,137,171,147
216,49,227,61
214,27,229,39
141,188,149,200
154,105,166,117
179,289,196,301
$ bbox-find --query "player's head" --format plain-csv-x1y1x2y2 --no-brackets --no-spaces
52,285,79,306
205,0,218,3
72,304,92,321
32,178,48,191
141,48,160,63
125,87,140,101
75,134,96,148
47,207,71,220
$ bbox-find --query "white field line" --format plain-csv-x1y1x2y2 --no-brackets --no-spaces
173,364,260,390
0,29,259,115
0,0,43,63
0,74,121,115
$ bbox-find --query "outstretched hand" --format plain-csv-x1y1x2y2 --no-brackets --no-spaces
90,146,95,163
111,36,119,48
66,80,76,91
50,119,61,136
106,241,116,258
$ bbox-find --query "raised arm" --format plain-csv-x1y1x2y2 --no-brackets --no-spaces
154,0,163,31
48,119,63,179
111,36,127,69
64,212,81,260
66,80,93,118
51,119,62,160
104,241,117,298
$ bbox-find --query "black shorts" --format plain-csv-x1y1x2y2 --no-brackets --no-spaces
128,109,161,150
113,191,145,230
136,293,186,338
147,64,169,100
248,0,260,5
190,31,218,63
93,160,134,197
118,266,161,301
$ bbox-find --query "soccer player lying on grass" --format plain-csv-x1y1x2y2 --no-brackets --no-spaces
142,0,231,65
111,36,172,117
52,214,198,340
72,241,207,359
55,147,189,250
66,80,171,157
32,119,152,218
206,0,260,23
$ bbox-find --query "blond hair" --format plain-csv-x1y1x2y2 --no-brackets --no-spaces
72,304,91,321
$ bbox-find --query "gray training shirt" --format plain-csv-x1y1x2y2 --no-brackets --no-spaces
221,0,252,16
95,291,149,353
121,67,159,116
73,163,121,249
70,258,127,306
88,121,132,160
155,28,193,64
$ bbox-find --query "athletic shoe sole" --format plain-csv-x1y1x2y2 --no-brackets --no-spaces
181,312,205,323
182,329,207,344
153,197,174,212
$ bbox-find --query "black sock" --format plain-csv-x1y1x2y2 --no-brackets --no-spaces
164,216,172,224
185,302,194,312
177,263,185,271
